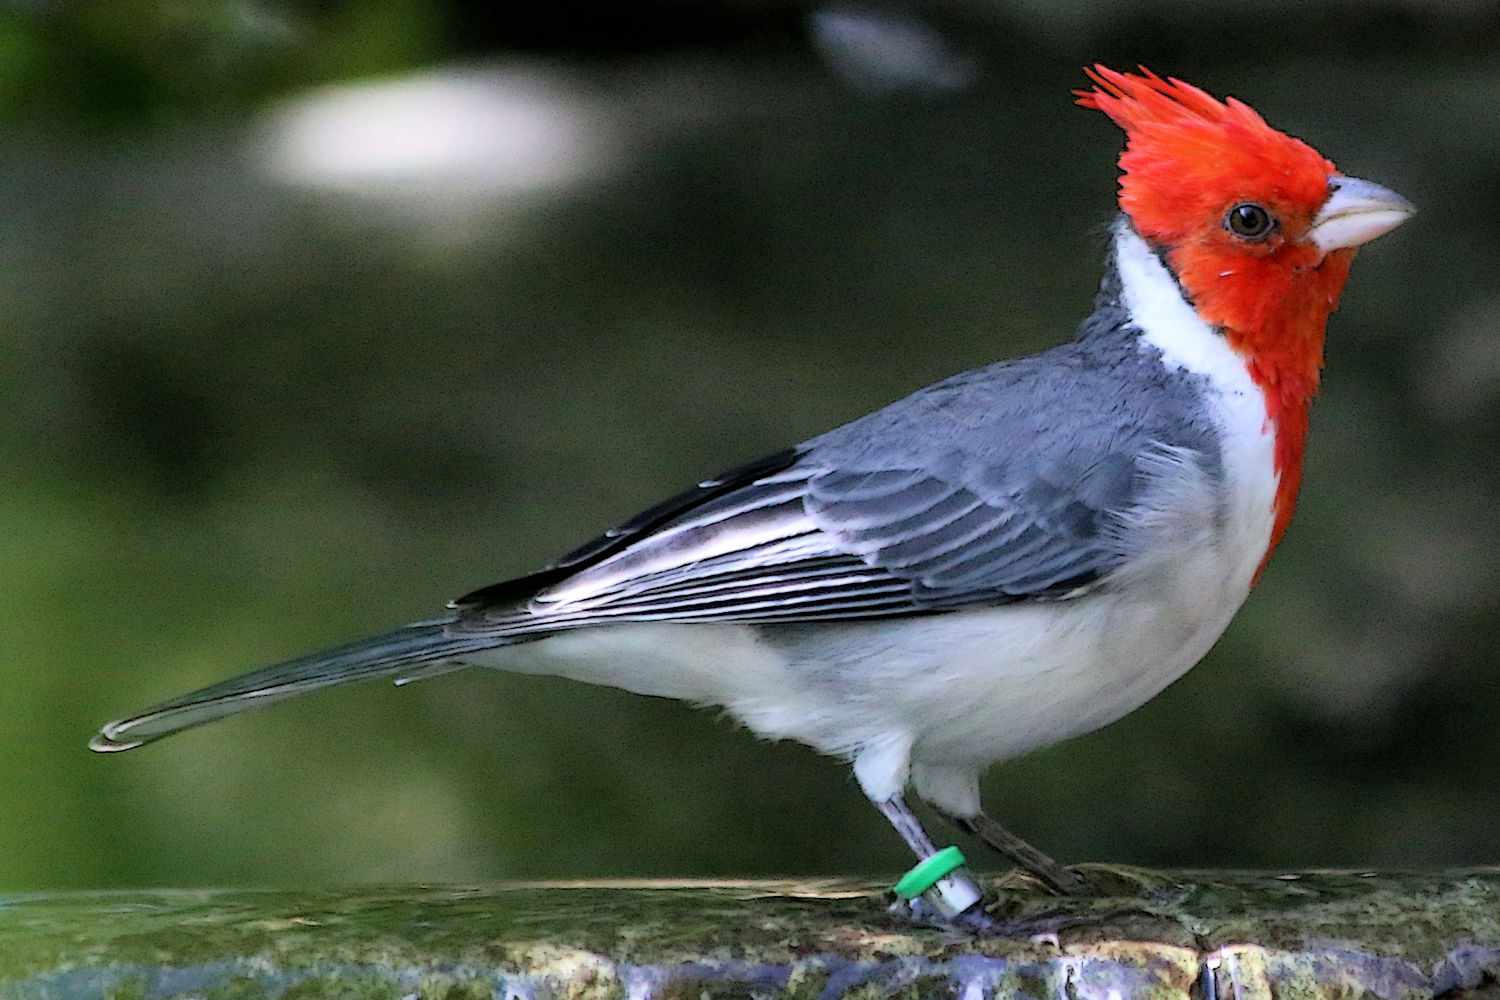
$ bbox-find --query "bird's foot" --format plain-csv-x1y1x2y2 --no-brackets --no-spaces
888,863,1004,935
951,813,1088,897
892,894,1162,940
993,862,1188,901
1012,859,1090,897
890,865,1183,939
890,894,1005,935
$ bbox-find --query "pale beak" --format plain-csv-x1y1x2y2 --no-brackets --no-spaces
1307,175,1415,253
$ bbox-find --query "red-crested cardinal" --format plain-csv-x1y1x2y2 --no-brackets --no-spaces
92,67,1413,920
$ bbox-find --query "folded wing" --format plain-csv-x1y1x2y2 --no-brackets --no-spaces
450,444,1134,636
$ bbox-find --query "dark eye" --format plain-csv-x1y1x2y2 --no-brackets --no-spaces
1226,203,1275,240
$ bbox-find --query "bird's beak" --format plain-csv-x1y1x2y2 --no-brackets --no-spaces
1306,175,1415,253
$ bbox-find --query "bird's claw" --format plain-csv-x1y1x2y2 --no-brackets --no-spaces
994,862,1189,901
895,894,1169,940
891,894,1006,935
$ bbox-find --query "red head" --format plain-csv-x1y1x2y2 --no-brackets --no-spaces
1078,66,1342,337
1078,65,1414,569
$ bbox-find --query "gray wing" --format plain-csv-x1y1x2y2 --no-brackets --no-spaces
803,462,1128,607
451,344,1194,634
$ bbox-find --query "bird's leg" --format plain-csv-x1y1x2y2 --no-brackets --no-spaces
875,795,986,920
875,795,941,856
940,808,1089,897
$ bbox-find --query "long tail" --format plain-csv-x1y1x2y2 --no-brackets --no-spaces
89,621,495,752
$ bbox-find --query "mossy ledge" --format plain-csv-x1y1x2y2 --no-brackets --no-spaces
3,869,1498,999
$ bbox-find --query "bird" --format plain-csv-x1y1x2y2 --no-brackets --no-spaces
91,66,1414,920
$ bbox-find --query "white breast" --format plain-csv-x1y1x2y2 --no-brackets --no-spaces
756,224,1283,786
891,223,1281,769
1113,220,1279,605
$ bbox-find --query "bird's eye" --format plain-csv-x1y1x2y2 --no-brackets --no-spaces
1226,203,1276,240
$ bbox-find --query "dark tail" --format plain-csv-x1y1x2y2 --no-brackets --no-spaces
90,621,493,752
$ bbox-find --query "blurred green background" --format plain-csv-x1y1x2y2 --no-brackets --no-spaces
4,0,1498,890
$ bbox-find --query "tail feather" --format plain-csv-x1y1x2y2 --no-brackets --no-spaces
89,621,494,752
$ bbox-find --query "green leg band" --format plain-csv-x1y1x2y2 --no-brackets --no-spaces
893,845,968,899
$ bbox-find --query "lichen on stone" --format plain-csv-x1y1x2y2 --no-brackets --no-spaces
3,871,1498,998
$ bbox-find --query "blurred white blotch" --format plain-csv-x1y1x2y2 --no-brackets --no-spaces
810,6,979,94
255,66,622,228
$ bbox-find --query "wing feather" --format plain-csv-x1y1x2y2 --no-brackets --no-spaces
444,329,1227,633
454,455,1127,634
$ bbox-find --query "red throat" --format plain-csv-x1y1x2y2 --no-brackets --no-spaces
1201,249,1353,579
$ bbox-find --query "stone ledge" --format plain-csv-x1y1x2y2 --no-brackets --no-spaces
3,869,1498,998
